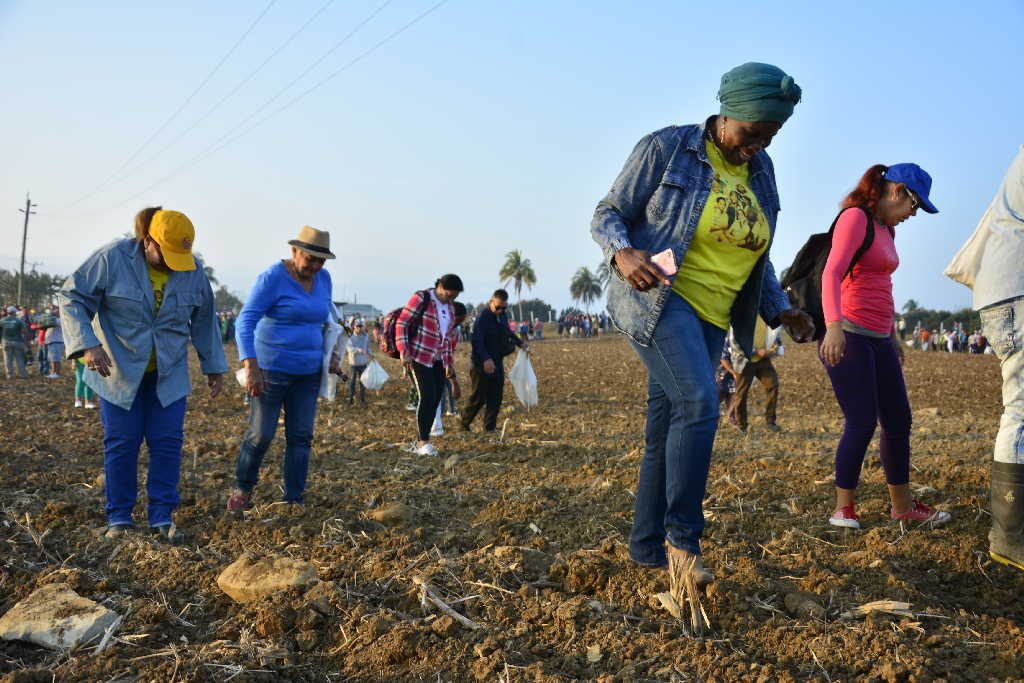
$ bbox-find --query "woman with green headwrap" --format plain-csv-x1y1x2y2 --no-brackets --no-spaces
591,62,814,601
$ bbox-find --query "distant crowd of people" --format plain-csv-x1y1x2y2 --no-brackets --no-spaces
900,322,993,354
555,312,610,338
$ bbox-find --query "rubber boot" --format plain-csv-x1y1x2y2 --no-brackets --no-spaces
990,461,1024,572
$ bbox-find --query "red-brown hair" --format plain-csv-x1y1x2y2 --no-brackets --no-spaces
133,206,162,241
841,164,888,213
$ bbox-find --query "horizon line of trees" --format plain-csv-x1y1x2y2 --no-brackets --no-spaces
0,263,244,314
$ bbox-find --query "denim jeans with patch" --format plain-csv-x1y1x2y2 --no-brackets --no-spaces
628,294,726,562
981,296,1024,464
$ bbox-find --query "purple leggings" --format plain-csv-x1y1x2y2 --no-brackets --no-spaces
822,332,911,489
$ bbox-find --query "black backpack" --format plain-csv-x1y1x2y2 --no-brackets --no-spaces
779,206,875,341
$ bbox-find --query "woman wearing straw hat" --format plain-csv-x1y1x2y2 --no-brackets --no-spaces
228,226,344,513
59,207,227,542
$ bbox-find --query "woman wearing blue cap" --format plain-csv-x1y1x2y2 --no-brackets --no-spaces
591,63,814,601
820,163,951,530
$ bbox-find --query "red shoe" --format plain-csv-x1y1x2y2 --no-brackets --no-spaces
829,504,860,529
226,489,252,512
891,500,951,526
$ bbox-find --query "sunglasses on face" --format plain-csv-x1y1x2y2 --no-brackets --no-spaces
494,304,507,311
905,188,920,211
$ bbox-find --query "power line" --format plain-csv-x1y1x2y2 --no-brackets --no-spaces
58,0,278,211
104,0,337,190
100,0,446,212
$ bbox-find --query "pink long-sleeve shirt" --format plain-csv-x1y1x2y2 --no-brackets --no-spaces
821,208,898,335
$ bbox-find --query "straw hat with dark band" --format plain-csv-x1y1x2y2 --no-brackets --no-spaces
288,226,336,259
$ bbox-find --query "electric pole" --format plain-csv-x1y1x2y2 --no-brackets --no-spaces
17,194,37,305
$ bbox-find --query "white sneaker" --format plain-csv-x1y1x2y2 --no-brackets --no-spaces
74,399,83,408
415,442,440,457
46,373,59,379
84,402,97,410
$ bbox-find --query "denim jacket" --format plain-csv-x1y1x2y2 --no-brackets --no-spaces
591,121,791,356
59,238,228,410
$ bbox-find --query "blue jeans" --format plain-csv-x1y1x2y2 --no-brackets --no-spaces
235,370,320,503
629,294,726,563
99,372,187,527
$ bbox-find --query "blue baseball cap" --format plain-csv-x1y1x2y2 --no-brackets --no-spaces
883,163,938,214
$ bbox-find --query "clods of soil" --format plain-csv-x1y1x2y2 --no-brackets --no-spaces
1,337,1021,681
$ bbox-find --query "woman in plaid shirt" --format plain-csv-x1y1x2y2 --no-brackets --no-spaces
397,274,463,456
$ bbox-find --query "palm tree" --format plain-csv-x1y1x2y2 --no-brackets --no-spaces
902,299,919,314
498,250,537,320
569,267,603,312
194,252,219,286
596,261,611,292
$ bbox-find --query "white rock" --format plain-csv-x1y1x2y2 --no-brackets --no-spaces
0,583,120,650
217,553,319,603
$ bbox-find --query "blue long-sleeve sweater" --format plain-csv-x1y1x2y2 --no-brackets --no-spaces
236,261,332,375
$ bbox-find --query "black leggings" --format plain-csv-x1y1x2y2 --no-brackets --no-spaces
411,361,445,441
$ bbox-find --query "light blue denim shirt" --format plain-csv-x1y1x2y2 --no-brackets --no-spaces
591,121,791,357
58,238,228,410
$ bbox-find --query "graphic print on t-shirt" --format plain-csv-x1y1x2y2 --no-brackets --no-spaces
705,172,769,253
148,265,168,312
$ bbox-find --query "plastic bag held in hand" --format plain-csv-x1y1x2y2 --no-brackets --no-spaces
319,304,346,401
360,359,390,391
508,349,539,408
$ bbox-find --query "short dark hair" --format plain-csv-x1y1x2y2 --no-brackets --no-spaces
436,274,464,292
492,289,509,301
453,302,467,316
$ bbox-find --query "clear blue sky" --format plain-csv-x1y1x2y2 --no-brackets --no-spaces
1,0,1021,314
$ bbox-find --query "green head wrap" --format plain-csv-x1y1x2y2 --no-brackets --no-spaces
717,62,802,123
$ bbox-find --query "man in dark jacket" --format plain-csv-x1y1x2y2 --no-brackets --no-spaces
460,289,525,432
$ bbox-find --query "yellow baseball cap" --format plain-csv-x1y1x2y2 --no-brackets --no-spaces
149,210,196,271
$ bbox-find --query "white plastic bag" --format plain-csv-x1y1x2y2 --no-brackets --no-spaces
319,304,346,401
508,350,538,408
234,367,247,387
360,359,390,391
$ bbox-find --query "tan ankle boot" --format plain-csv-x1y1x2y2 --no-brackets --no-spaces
665,543,714,586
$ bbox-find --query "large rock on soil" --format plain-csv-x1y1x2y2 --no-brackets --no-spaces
0,583,120,650
217,553,319,603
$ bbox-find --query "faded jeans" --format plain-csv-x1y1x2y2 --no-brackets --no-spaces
2,342,27,378
629,294,726,562
981,296,1024,464
235,370,320,503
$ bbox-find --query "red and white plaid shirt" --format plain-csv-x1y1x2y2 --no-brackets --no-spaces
396,289,456,375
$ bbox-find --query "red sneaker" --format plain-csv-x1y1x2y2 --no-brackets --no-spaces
891,500,951,526
226,489,252,512
829,504,860,529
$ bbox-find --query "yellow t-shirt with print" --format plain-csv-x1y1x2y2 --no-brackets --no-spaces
145,265,169,373
671,138,770,329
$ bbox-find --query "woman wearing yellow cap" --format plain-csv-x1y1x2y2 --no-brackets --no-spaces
59,207,227,543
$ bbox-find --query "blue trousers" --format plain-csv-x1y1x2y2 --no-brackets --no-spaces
99,373,187,527
235,370,320,503
629,294,726,562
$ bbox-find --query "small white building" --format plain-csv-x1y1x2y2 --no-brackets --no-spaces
335,302,383,320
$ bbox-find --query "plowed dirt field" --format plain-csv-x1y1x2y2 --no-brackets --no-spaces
2,335,1021,682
